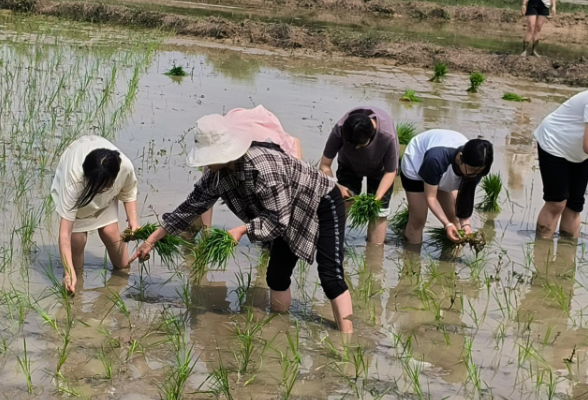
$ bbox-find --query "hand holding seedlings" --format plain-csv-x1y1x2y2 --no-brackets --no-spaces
445,223,462,243
62,273,76,294
227,225,248,243
129,225,171,263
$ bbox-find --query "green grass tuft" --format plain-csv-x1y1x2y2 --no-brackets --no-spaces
502,92,530,102
193,228,237,271
123,223,187,263
348,194,382,230
389,205,409,234
396,122,416,145
399,89,422,103
477,173,502,213
429,62,447,83
164,64,187,77
467,72,486,93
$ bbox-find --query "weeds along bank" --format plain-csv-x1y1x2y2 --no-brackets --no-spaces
1,0,588,87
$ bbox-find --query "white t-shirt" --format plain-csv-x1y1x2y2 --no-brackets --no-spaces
534,90,588,163
401,129,468,192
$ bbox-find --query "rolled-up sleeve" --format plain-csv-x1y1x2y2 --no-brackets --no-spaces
245,183,291,243
161,172,220,236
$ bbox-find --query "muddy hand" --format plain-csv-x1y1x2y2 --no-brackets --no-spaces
130,241,154,263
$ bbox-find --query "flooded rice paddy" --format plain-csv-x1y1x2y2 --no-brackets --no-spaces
1,12,588,400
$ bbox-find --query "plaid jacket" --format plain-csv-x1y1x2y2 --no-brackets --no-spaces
161,146,335,264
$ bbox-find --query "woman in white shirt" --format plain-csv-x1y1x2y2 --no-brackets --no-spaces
535,90,588,239
400,130,494,244
51,136,139,293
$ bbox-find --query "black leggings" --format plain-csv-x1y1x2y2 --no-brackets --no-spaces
266,187,348,300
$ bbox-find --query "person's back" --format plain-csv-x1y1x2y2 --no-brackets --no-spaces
535,90,588,163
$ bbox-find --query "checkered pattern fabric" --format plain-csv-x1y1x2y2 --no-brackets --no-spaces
161,146,335,264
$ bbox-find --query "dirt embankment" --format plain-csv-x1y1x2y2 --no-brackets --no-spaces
2,0,587,87
272,0,588,27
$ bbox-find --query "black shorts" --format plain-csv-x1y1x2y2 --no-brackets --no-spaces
526,0,549,16
400,171,425,193
537,144,588,212
265,187,348,300
336,163,394,210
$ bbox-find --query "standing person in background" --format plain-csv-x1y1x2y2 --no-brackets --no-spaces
319,107,399,244
51,135,139,294
400,130,493,244
521,0,556,57
535,90,588,239
198,105,302,229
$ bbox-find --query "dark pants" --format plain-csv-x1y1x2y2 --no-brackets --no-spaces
538,144,588,212
266,187,348,300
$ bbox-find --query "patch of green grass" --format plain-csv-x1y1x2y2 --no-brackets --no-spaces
477,173,502,212
396,122,416,145
429,61,447,83
193,228,237,270
467,72,486,93
348,194,382,230
502,92,531,102
164,64,187,77
122,223,188,264
399,89,422,103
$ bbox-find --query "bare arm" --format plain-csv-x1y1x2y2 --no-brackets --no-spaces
294,138,303,160
319,155,334,177
424,184,461,242
58,218,76,293
375,171,396,201
552,0,556,14
123,201,140,231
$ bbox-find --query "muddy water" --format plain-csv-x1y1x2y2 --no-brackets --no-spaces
2,13,588,400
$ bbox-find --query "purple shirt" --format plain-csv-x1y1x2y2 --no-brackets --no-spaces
323,106,398,178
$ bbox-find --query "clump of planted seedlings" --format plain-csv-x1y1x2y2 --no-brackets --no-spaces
429,61,447,83
389,205,409,234
348,194,382,230
164,64,187,77
193,228,237,270
467,72,486,93
428,227,487,253
122,223,187,263
502,92,530,102
396,122,416,145
477,173,503,212
399,89,422,103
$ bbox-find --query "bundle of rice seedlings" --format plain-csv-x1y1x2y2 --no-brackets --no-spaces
348,194,382,230
193,228,237,270
164,64,187,77
477,173,502,213
122,223,187,263
396,122,416,145
502,92,531,102
399,89,422,103
428,227,486,254
429,61,447,83
467,72,485,93
389,205,409,234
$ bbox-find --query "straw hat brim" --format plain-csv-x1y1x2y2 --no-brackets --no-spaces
186,134,253,168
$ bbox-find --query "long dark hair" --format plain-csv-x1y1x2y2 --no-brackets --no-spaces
341,110,376,146
455,139,494,219
73,148,121,209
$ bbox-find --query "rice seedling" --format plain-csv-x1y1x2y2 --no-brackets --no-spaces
502,92,531,102
429,61,447,83
402,357,425,400
348,194,382,230
159,341,197,400
396,122,416,145
122,223,187,264
199,350,233,400
193,228,237,271
106,289,132,329
232,309,275,376
97,346,113,379
477,173,502,213
232,268,252,309
427,227,487,254
164,64,188,77
16,337,34,394
399,89,422,103
467,72,486,93
389,205,409,234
